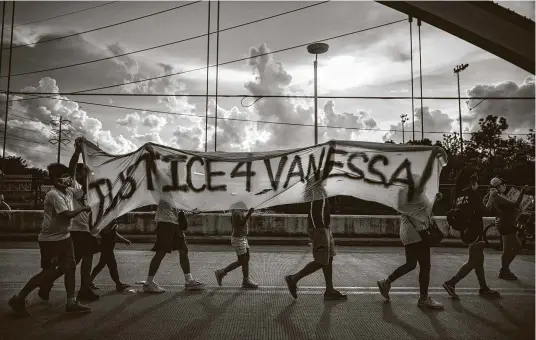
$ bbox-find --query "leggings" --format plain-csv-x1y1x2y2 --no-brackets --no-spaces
388,241,431,297
223,249,250,279
449,241,488,288
501,233,522,271
91,246,121,285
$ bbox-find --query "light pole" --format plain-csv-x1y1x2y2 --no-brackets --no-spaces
307,42,329,145
401,114,408,144
454,63,469,153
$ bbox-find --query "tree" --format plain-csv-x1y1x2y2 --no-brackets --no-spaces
0,156,47,177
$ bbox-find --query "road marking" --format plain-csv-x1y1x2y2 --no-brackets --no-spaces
0,282,533,294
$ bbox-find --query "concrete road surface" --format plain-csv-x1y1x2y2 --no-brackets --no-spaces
0,242,534,340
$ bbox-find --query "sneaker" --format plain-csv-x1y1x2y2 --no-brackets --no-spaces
77,289,99,302
116,283,131,292
479,288,500,297
242,278,259,289
442,281,459,300
65,300,92,314
284,275,298,299
38,284,52,301
89,282,99,290
418,296,444,309
8,295,30,317
499,269,518,280
215,270,226,287
377,279,391,301
324,289,348,301
143,281,165,294
185,279,206,291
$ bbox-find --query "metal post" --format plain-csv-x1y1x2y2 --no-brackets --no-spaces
57,116,62,163
204,1,210,152
409,16,415,142
454,63,468,153
400,114,408,144
418,19,423,140
457,73,463,152
214,0,220,152
314,56,318,144
1,2,15,173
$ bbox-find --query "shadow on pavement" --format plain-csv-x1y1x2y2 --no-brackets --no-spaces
315,299,348,339
275,301,309,340
449,299,515,338
381,301,433,340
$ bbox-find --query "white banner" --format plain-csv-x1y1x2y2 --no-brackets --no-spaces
81,140,447,231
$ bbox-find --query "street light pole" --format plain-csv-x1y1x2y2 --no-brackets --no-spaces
401,114,408,144
454,63,469,153
307,42,329,145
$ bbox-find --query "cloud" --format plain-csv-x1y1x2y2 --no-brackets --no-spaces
465,76,535,133
2,77,136,167
321,100,379,141
116,111,168,134
382,106,455,143
131,132,165,145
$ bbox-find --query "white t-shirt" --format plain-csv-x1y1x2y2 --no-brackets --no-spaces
71,181,90,232
155,199,179,224
38,187,74,242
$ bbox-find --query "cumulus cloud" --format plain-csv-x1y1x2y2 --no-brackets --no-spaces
116,111,168,133
321,100,379,141
382,106,455,143
3,77,136,167
465,76,535,133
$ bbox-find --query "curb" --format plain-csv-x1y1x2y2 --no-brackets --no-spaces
1,233,532,250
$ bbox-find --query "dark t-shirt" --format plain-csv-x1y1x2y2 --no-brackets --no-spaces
455,189,488,244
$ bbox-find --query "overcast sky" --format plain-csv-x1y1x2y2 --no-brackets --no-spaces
0,1,534,167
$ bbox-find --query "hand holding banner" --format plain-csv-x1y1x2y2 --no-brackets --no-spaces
80,140,447,232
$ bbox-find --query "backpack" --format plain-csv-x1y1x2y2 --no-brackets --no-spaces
446,196,470,232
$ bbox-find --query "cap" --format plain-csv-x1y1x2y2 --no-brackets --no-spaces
490,177,503,187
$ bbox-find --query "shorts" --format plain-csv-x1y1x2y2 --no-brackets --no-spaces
310,228,336,266
39,237,76,270
152,221,187,253
231,236,249,256
71,231,101,260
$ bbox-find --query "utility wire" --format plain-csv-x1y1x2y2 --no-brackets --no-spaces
4,1,201,50
3,1,329,78
3,142,70,157
0,18,405,106
0,131,73,151
7,92,532,136
5,2,117,28
2,92,534,100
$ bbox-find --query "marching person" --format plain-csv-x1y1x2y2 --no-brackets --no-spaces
8,163,92,317
89,219,131,292
215,203,259,289
284,178,347,300
442,169,500,299
487,177,528,280
38,138,100,302
377,178,443,309
143,197,207,293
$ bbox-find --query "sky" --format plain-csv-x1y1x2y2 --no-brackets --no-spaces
0,0,534,168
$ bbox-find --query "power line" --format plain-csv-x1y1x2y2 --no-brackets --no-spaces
4,1,202,50
0,19,406,107
2,141,70,157
3,1,330,78
2,91,534,100
11,92,533,137
5,2,118,28
0,131,73,152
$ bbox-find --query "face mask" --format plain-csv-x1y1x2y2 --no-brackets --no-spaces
57,176,72,187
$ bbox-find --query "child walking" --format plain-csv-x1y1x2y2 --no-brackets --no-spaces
215,204,258,289
89,220,131,292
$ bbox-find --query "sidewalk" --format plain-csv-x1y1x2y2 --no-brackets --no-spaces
1,232,534,252
0,232,507,248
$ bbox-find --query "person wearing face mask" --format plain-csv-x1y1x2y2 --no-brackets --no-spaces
8,163,92,317
488,177,528,280
442,169,500,299
37,138,101,302
284,177,347,301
